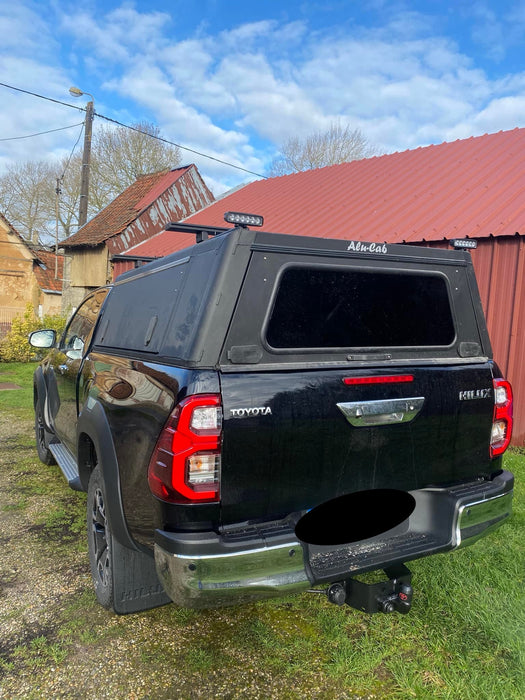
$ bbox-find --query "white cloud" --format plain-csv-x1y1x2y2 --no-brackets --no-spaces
103,60,266,188
446,95,525,140
0,3,83,168
1,1,525,192
0,3,56,56
213,53,327,142
218,20,277,44
59,5,170,64
464,1,525,63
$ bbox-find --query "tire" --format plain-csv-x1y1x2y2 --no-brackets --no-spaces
87,465,115,610
35,401,56,465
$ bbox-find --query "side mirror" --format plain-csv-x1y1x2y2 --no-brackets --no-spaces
28,329,56,348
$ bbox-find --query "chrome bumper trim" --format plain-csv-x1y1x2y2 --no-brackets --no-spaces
456,491,513,548
155,540,310,609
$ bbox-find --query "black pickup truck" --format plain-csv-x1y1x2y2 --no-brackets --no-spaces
29,215,514,615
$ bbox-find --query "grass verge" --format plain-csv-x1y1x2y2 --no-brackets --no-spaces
0,360,36,420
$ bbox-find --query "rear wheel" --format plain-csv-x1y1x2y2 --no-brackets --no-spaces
87,463,171,614
87,465,114,610
35,401,56,465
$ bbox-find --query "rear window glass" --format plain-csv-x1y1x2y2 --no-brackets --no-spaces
266,266,455,349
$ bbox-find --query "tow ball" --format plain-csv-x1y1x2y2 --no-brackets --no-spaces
314,564,413,614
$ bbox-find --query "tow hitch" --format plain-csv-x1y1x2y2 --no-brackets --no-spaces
311,564,413,614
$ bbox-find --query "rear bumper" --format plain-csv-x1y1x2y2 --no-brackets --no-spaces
456,483,513,547
154,530,310,609
154,470,513,608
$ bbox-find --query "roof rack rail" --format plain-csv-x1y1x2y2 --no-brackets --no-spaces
165,222,231,243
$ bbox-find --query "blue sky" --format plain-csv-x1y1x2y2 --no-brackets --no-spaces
1,0,525,194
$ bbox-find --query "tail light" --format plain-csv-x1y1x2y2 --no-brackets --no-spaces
148,394,222,503
490,379,513,458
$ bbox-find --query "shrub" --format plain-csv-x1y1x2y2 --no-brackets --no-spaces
0,304,67,363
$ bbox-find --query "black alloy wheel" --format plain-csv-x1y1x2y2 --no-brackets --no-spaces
91,487,111,587
87,466,114,609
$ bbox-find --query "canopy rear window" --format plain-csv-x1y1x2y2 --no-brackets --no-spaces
265,266,455,350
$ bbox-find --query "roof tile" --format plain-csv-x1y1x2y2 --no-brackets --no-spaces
60,166,191,247
33,250,64,293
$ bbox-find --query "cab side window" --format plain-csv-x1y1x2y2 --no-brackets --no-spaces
61,289,108,359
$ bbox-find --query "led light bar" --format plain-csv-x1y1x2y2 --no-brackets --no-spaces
451,239,477,249
224,211,264,227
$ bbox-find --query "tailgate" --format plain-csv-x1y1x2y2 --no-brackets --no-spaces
219,364,496,525
218,237,495,526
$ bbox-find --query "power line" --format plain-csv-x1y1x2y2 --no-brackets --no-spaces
0,82,85,113
0,81,267,179
60,123,85,180
0,122,85,142
95,112,267,179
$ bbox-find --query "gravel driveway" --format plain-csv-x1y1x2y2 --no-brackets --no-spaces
0,410,354,700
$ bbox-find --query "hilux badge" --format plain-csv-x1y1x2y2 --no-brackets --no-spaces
459,388,491,401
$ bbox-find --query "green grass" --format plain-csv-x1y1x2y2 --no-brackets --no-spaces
1,362,524,699
0,360,36,420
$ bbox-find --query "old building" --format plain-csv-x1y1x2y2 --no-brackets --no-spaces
31,249,64,316
59,165,214,310
0,212,63,336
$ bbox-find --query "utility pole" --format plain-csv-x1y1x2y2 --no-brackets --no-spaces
69,87,95,229
55,177,61,279
78,99,94,228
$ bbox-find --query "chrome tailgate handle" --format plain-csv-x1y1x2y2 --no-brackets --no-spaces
337,397,425,427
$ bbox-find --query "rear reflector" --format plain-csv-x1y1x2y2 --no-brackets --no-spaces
148,394,222,503
343,375,414,386
490,378,513,458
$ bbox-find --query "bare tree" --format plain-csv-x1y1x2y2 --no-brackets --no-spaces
54,153,82,239
269,121,378,176
0,121,181,244
91,121,182,198
0,161,55,243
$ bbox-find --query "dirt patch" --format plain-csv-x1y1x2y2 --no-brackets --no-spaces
0,411,90,690
0,383,22,390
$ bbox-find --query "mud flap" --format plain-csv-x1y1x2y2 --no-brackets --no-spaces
112,539,171,614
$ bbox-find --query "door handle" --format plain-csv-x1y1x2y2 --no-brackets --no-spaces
337,397,425,427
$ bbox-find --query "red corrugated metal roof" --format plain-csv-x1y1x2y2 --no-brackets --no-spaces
123,230,194,258
125,128,525,258
133,166,194,212
60,166,191,248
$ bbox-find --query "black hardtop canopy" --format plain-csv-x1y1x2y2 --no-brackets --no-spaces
95,225,485,370
116,224,472,286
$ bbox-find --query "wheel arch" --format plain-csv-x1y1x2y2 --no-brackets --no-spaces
33,366,47,409
77,399,140,553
